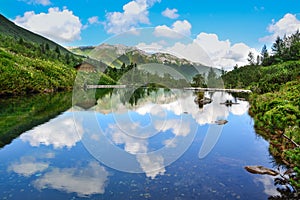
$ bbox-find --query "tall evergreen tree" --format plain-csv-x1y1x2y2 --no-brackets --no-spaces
272,36,284,56
260,44,268,63
247,51,255,65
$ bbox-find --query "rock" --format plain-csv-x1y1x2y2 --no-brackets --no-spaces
215,120,228,125
220,100,239,106
244,165,279,176
194,97,212,105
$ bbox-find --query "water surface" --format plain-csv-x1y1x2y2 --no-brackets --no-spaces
0,89,280,199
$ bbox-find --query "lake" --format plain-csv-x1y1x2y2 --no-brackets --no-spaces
0,88,281,199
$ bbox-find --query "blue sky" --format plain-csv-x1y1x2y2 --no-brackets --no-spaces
1,0,300,69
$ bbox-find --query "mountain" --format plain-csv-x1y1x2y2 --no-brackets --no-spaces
0,14,69,54
70,43,221,80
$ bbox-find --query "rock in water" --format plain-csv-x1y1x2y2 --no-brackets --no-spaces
244,166,279,176
215,120,228,125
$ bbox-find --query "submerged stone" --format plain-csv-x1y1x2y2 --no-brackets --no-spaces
215,120,228,125
244,165,279,176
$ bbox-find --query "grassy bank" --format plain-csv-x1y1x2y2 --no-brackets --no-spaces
222,60,300,189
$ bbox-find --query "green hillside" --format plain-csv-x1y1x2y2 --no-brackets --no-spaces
0,14,82,96
0,14,69,54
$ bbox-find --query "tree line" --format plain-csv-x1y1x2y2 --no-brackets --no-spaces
247,30,300,66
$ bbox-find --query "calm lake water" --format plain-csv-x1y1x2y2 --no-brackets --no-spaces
0,89,281,199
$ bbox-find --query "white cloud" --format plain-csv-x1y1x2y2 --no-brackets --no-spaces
165,41,213,66
136,42,164,52
154,20,192,38
166,32,258,70
137,30,257,69
8,157,49,177
260,13,300,42
20,113,83,149
88,16,100,25
34,161,109,197
104,0,160,34
14,7,82,43
24,0,51,6
162,8,179,19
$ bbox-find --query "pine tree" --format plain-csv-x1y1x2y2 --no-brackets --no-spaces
247,51,255,65
260,44,268,63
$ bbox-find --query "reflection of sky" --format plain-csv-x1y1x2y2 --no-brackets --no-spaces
78,91,249,179
91,90,249,126
8,156,48,177
34,161,109,197
20,112,83,149
0,91,280,199
102,111,193,178
254,175,280,197
7,153,109,197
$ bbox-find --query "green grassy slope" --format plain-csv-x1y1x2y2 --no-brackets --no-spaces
0,14,83,96
0,14,69,54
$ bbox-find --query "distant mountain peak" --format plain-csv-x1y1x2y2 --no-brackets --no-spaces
69,43,221,80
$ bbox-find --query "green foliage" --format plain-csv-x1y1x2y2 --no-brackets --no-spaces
263,31,300,65
249,79,300,188
0,48,77,95
0,33,83,96
222,60,300,93
101,63,189,88
222,31,300,189
0,14,70,55
191,74,206,87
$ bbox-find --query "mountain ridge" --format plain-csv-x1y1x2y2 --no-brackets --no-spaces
0,14,70,54
70,43,221,80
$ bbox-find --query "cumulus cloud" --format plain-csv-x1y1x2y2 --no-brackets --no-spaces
20,113,83,149
165,41,213,66
159,32,257,70
162,8,179,19
34,161,109,197
137,29,255,69
104,0,160,34
8,157,49,177
260,13,300,42
23,0,51,6
14,7,82,43
154,20,192,38
195,33,260,69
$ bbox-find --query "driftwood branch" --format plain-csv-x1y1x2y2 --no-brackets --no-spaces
282,134,300,148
